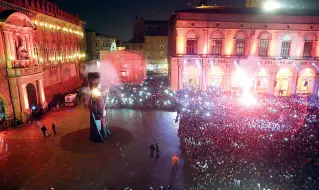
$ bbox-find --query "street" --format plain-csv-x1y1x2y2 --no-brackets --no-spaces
0,106,186,190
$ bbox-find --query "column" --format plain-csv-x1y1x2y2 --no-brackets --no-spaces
268,64,277,95
3,31,12,67
224,63,232,91
25,34,32,64
291,68,299,95
36,79,45,103
29,34,35,63
201,59,208,91
20,84,29,111
178,62,183,90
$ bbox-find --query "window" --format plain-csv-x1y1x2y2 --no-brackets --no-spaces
60,48,64,62
259,39,269,56
44,46,49,63
281,41,291,57
53,47,57,62
186,38,197,55
160,44,164,49
160,51,164,56
303,41,314,57
235,39,245,56
160,38,164,43
33,45,39,61
211,39,222,55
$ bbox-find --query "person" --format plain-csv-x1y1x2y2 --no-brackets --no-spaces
155,143,160,158
41,125,47,137
149,143,155,157
52,123,56,135
172,154,179,169
56,102,60,111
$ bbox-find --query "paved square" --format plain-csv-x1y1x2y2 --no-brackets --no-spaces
0,106,187,190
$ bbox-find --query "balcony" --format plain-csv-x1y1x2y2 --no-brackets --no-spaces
8,65,44,77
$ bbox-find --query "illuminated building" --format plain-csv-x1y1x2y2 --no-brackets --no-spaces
123,18,169,74
169,6,319,96
0,0,85,122
85,29,117,60
99,50,146,84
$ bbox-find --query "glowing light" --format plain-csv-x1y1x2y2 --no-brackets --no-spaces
240,89,257,106
177,39,184,54
263,0,281,11
226,47,231,55
91,88,101,97
251,42,256,55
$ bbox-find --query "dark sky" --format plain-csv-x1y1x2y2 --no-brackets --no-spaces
53,0,318,41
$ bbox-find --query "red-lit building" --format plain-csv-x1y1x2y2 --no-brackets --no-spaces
99,50,146,85
0,0,85,122
169,6,319,96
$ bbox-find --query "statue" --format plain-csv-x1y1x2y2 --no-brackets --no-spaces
88,72,111,142
17,40,29,60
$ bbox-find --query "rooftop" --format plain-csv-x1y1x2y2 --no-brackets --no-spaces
174,6,319,17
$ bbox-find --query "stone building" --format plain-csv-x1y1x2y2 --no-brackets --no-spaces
0,0,85,122
169,6,319,96
124,18,169,74
85,29,116,60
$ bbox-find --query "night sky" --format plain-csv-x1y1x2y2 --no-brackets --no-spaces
53,0,318,41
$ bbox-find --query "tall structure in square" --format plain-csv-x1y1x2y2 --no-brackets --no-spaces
169,6,319,96
0,0,85,122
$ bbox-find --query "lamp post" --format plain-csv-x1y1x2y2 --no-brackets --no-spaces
88,72,111,142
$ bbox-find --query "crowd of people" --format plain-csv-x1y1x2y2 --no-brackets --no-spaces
106,76,177,110
177,87,319,189
103,77,319,189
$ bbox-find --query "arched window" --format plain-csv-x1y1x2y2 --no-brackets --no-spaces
33,45,39,62
235,32,246,56
303,34,316,57
60,47,64,62
44,46,49,64
281,35,292,57
210,31,224,55
258,32,271,56
185,31,198,55
53,46,57,62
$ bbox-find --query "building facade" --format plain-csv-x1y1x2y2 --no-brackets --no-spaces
124,18,169,74
0,0,85,122
144,36,168,73
169,7,319,96
85,29,116,60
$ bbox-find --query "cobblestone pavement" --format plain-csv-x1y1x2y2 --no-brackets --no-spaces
0,105,187,190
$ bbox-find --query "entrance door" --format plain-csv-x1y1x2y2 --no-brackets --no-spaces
26,83,38,109
0,97,5,118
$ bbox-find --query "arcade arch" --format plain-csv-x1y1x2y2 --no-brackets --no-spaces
255,68,268,93
275,68,293,96
207,66,224,87
26,83,38,109
183,65,201,89
0,95,7,119
297,68,316,94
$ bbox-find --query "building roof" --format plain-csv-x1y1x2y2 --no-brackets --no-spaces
174,7,319,17
85,29,116,39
